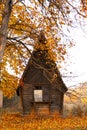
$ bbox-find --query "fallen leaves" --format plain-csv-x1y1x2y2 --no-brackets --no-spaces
0,113,87,130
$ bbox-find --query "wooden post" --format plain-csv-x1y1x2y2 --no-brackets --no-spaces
0,90,3,108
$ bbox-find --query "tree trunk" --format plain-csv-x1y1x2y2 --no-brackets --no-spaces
0,0,12,62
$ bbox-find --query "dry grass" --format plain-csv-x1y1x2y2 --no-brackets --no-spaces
0,112,87,130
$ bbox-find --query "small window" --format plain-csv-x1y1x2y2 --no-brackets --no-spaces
35,86,42,90
34,86,43,102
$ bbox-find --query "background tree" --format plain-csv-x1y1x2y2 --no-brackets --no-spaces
0,0,12,62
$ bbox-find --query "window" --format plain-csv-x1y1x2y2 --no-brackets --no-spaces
34,86,43,102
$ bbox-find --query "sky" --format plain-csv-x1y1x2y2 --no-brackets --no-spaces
61,24,87,88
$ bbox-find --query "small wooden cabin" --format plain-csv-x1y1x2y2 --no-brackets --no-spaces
17,32,68,115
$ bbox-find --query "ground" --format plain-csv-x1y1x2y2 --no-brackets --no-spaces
0,83,87,130
0,112,87,130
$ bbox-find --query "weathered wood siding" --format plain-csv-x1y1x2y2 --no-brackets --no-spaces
50,87,63,113
59,92,64,114
24,69,50,84
21,84,51,115
43,85,50,102
21,84,33,114
20,83,64,115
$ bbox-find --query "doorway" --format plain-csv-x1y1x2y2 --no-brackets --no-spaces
34,86,43,102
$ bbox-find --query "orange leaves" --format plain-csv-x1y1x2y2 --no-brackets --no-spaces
81,0,87,10
9,3,33,36
59,21,65,25
46,26,51,32
35,36,57,62
0,70,18,98
35,34,67,63
56,44,66,61
0,113,87,130
81,0,87,16
58,44,66,55
0,3,4,25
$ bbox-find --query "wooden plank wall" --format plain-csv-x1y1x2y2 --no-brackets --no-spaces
43,85,50,102
20,83,64,115
50,88,63,113
21,84,33,114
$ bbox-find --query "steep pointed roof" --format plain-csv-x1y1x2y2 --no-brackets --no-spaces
19,32,68,93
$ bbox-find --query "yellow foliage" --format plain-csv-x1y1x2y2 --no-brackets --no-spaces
0,0,68,98
81,97,87,103
0,113,87,130
0,3,4,24
0,70,18,98
35,37,58,62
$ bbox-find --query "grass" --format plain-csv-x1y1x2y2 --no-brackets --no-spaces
0,112,87,130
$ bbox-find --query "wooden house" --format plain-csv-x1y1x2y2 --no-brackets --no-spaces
17,32,68,115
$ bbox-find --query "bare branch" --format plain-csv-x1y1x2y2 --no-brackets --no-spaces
66,0,86,18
